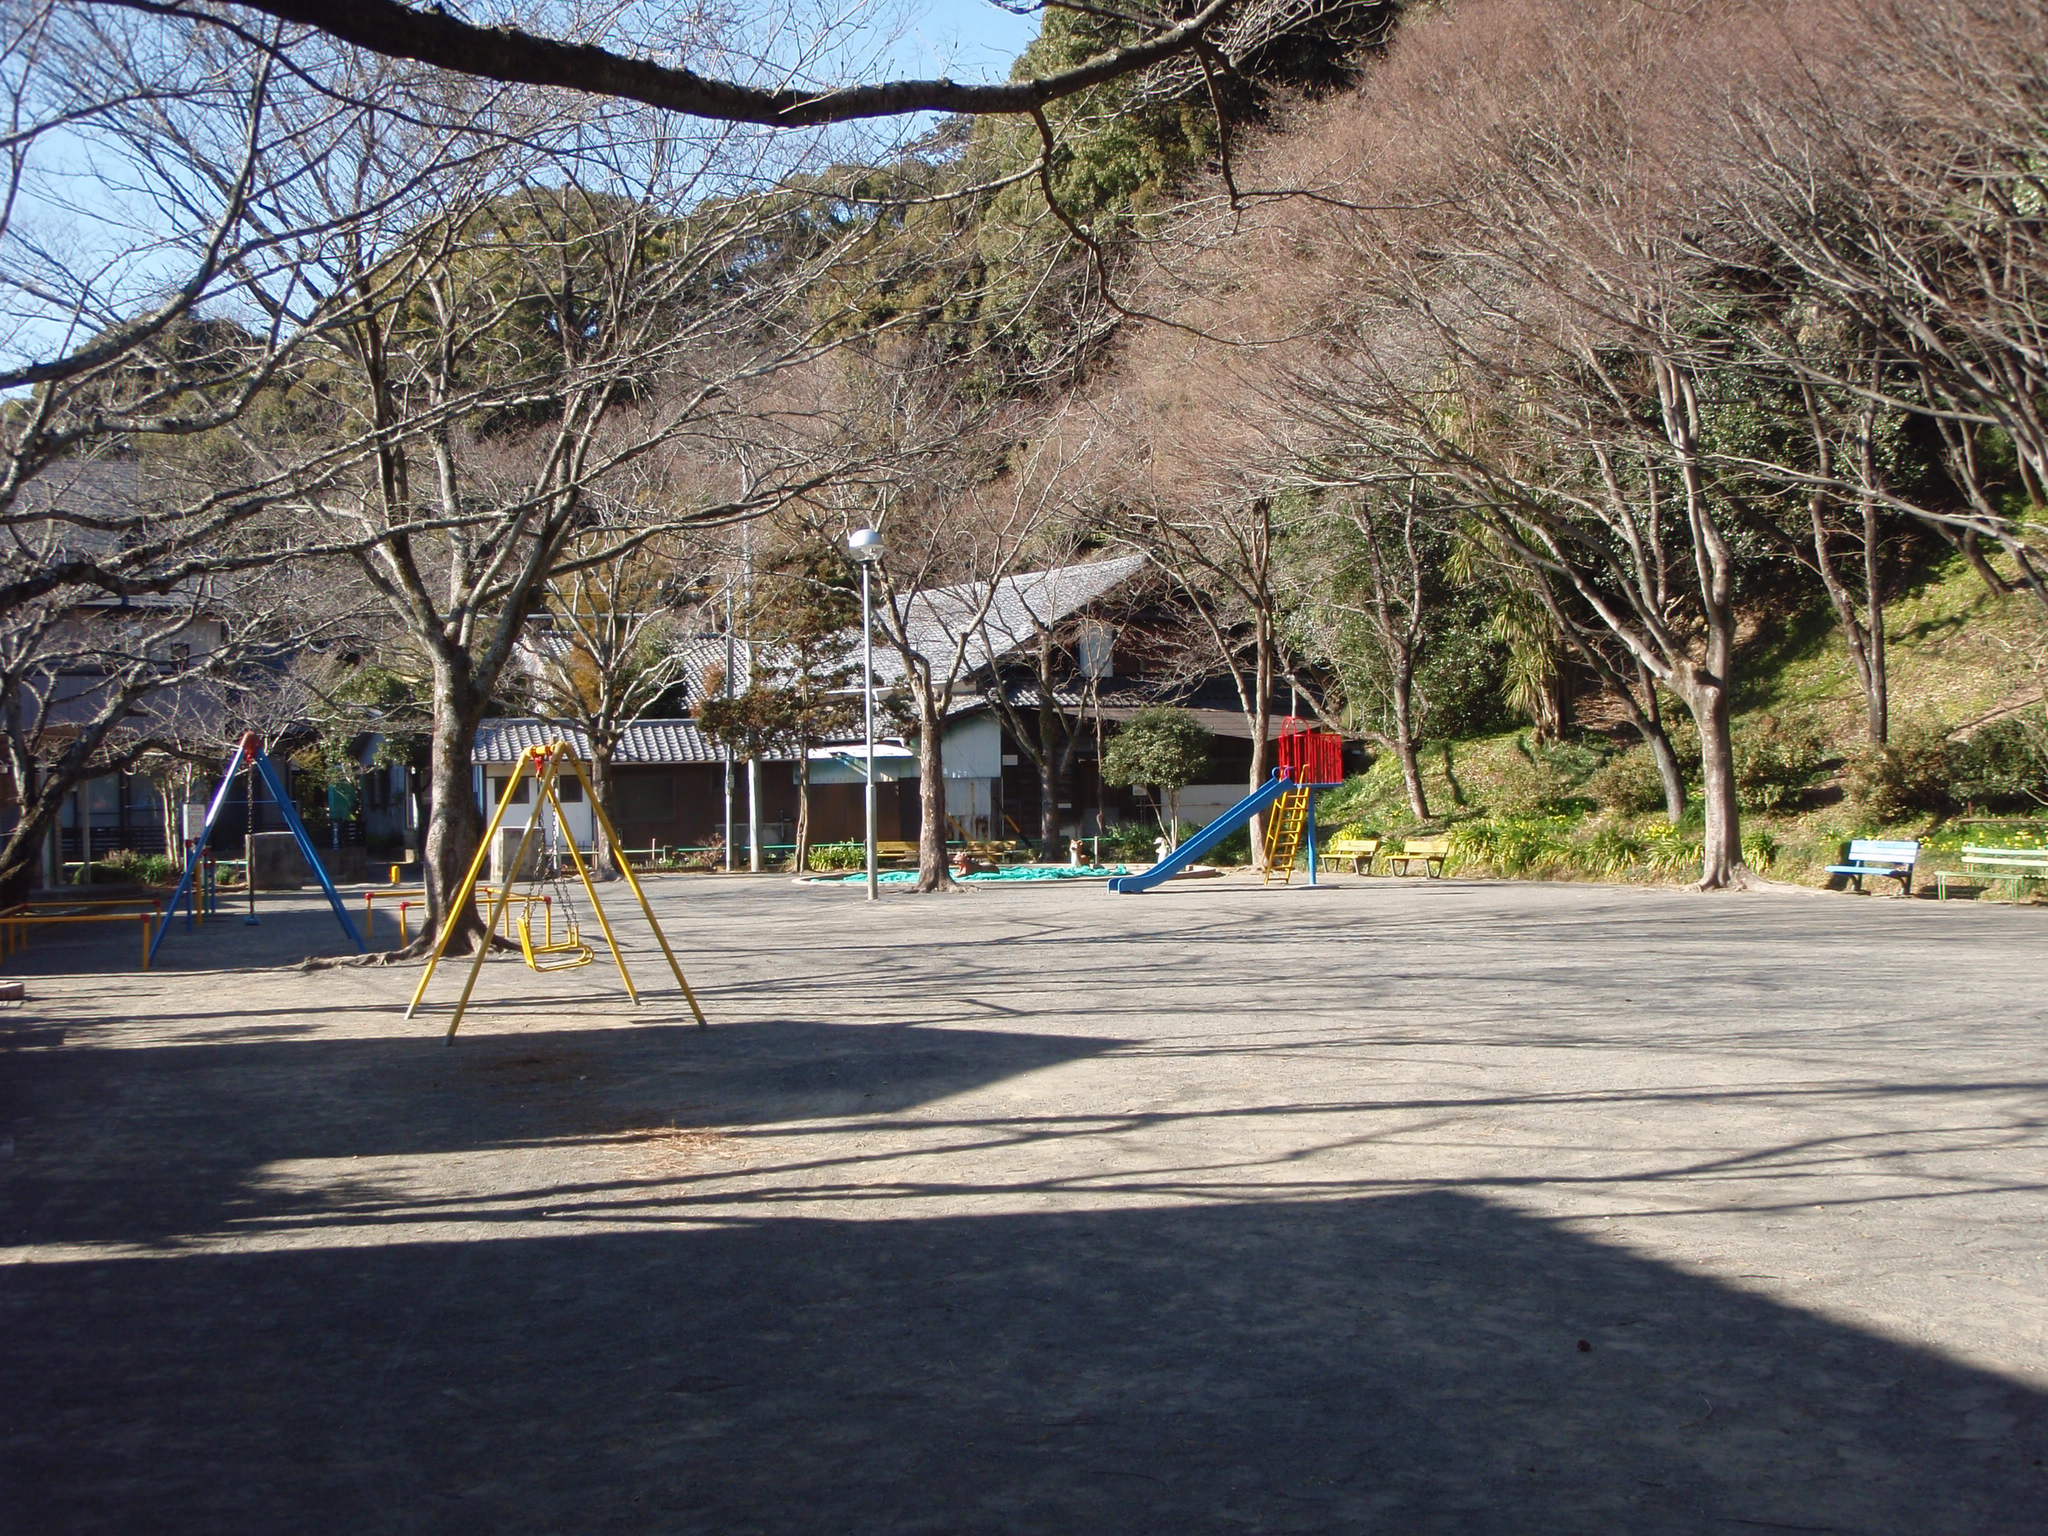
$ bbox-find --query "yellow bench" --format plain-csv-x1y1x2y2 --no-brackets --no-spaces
1385,836,1451,877
1321,836,1381,874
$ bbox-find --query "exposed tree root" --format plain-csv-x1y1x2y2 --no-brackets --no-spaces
1696,862,1824,896
296,932,521,971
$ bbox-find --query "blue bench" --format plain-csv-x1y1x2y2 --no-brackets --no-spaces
1827,838,1919,897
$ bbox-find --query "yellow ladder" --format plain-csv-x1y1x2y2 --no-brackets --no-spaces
1263,786,1314,885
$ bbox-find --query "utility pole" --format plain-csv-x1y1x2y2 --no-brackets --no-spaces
742,523,762,872
722,570,735,872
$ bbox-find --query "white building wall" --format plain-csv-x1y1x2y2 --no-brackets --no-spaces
482,769,597,850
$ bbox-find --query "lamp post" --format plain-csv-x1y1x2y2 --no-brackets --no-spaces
847,527,884,901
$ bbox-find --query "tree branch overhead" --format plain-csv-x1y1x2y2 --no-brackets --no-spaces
124,0,1236,126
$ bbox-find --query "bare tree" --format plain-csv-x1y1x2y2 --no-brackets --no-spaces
110,0,1240,128
832,393,1059,891
0,4,457,895
1281,482,1437,820
524,532,701,876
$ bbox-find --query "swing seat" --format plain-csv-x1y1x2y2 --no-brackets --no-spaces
517,915,594,972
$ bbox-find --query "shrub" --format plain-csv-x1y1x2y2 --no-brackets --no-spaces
1449,816,1570,877
1102,821,1166,861
1949,710,2048,809
84,849,177,885
1638,821,1705,876
1742,828,1780,871
1099,707,1212,825
1734,717,1830,812
807,842,865,872
1845,722,1954,820
1577,822,1650,878
1209,824,1252,865
1587,745,1672,815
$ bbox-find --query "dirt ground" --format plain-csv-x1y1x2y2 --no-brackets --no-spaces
3,871,2045,1534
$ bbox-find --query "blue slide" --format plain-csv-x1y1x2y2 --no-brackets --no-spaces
1108,771,1292,894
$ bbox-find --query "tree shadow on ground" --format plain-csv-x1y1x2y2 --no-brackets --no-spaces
0,1019,1126,1249
3,1192,2041,1535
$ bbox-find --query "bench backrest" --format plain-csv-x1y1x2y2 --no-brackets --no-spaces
1329,837,1380,854
1400,836,1452,856
1960,845,2048,863
1846,838,1919,865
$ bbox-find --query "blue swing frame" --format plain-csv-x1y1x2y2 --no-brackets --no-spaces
150,732,366,963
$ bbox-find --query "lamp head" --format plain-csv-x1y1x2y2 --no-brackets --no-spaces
847,527,884,564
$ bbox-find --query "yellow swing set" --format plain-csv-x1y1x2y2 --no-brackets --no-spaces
404,741,708,1041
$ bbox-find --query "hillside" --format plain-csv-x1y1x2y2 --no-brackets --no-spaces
1303,556,2048,890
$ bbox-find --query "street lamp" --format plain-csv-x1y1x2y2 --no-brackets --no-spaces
847,527,884,901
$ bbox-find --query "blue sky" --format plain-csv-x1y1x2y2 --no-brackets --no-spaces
3,3,1046,380
891,1,1042,79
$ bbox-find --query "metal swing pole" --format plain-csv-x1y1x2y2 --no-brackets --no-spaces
243,744,259,926
568,749,706,1027
406,747,535,1025
540,768,638,1004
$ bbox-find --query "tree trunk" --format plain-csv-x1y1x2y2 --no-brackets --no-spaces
1037,687,1063,855
1859,498,1888,747
1632,667,1687,825
1038,756,1061,854
913,708,951,893
0,792,51,906
1390,666,1430,820
422,666,488,954
586,746,617,880
1247,677,1272,868
1646,722,1686,825
0,757,53,904
793,755,813,873
1683,673,1743,889
1811,492,1889,749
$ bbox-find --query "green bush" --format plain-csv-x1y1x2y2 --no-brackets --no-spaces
1209,825,1251,865
1845,722,1954,820
1102,822,1166,861
1577,822,1651,877
1586,745,1671,815
82,849,178,885
1734,717,1830,812
1449,816,1570,877
1949,710,2048,809
807,842,865,872
1636,822,1705,876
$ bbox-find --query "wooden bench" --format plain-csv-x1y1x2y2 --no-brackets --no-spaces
1936,845,2048,901
875,840,920,867
967,839,1029,864
1384,835,1450,877
1320,836,1381,874
1827,837,1919,896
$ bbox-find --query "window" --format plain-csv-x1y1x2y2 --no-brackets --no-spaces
1077,622,1115,679
556,774,584,803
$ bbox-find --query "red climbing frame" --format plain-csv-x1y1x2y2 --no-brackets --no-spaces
1275,717,1344,787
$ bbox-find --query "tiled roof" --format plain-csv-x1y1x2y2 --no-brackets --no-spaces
472,717,794,765
871,553,1149,690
